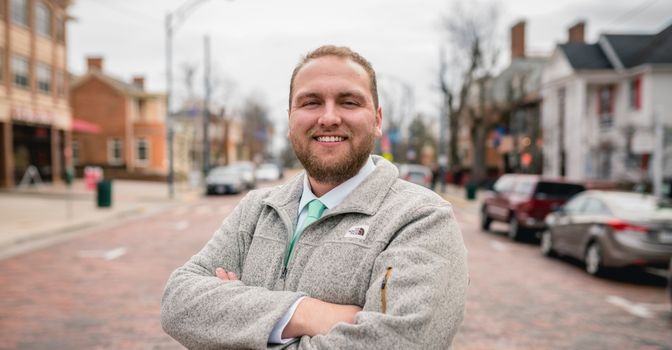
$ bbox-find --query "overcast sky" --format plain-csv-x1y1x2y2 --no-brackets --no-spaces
67,0,672,150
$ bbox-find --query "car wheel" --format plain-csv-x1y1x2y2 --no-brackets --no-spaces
480,206,492,231
540,230,556,257
585,242,605,276
508,217,524,241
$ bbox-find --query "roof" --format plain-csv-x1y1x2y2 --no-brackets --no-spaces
492,56,548,103
71,70,165,99
557,22,672,71
558,43,613,70
603,22,672,67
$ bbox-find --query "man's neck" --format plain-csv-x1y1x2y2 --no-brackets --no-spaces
307,177,342,197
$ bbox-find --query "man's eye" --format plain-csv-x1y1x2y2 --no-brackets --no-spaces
343,100,359,106
302,101,319,107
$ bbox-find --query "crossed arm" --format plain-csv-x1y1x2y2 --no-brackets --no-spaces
161,196,468,349
215,267,361,338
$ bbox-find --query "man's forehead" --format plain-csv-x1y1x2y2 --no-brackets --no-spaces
296,56,368,80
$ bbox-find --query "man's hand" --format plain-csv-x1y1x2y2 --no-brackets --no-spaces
215,267,239,281
282,297,362,338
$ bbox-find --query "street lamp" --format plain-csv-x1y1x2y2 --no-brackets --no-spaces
165,0,211,198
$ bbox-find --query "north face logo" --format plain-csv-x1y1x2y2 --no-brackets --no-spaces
345,225,369,239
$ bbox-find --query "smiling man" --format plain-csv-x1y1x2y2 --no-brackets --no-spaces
161,45,468,349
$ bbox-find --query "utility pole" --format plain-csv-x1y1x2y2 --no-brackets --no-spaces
165,12,174,198
652,106,663,199
203,35,211,176
164,0,212,198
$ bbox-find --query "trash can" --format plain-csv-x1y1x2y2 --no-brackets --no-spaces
465,181,477,201
96,180,112,208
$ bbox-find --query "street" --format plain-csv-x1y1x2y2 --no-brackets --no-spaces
0,187,670,349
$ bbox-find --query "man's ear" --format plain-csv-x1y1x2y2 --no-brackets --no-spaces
375,106,383,138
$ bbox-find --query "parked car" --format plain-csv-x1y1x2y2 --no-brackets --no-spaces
255,162,282,182
541,191,672,276
480,174,585,241
668,258,672,310
229,161,256,189
397,164,432,188
205,166,246,195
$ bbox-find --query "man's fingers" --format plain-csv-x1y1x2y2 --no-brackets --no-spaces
215,268,239,281
215,267,228,280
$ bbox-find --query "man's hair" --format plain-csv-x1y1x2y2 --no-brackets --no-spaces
288,45,379,110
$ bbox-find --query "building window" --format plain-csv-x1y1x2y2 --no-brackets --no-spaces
107,138,123,165
11,0,28,27
135,138,149,166
72,140,80,166
629,77,642,111
37,63,51,94
35,2,51,38
597,85,615,128
12,55,30,89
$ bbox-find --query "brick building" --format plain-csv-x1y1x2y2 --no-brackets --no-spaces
0,0,72,188
70,57,167,180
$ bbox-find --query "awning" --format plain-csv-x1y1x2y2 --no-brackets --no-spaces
72,119,101,134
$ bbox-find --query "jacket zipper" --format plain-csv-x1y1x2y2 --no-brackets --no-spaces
381,266,393,314
279,214,330,280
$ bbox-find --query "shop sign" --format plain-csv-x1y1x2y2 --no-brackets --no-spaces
11,107,55,125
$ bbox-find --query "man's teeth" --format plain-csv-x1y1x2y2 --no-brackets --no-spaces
316,136,345,142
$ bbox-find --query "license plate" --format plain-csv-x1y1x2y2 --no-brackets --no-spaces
659,231,672,243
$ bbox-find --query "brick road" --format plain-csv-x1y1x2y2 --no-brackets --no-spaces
0,191,670,349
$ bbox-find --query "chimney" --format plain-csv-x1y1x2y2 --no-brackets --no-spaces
568,21,585,43
511,20,526,60
86,56,103,71
132,76,145,90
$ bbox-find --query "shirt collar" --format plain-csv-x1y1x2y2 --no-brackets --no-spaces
298,156,376,214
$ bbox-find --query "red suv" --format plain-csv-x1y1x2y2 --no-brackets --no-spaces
480,174,585,241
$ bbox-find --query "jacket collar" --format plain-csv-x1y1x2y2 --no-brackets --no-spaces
263,155,398,218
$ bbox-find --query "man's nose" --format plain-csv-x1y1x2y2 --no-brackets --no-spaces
318,102,341,127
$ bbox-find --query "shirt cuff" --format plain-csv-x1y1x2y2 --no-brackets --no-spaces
268,296,307,344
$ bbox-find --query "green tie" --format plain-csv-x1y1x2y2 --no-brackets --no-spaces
284,199,326,267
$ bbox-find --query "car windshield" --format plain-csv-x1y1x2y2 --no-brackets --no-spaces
259,164,276,170
209,168,238,176
605,193,671,214
534,182,585,199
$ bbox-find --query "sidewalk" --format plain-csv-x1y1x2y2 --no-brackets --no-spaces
0,179,200,257
437,183,482,213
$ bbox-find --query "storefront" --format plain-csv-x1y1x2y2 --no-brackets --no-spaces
0,108,70,188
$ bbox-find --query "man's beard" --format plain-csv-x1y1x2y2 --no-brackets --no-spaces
291,131,374,185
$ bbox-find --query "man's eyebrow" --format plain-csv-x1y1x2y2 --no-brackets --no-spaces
295,92,321,100
338,91,366,100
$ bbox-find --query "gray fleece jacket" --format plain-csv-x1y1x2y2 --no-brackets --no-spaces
161,156,468,349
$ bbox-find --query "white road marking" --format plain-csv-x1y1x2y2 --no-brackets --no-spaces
606,295,654,318
103,247,127,260
78,247,127,261
174,220,190,231
489,240,509,252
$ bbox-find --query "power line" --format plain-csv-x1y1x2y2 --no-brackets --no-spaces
607,0,661,26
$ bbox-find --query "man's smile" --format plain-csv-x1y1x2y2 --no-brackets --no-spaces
314,135,347,143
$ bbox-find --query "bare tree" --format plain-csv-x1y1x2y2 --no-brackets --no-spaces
179,61,199,106
439,1,501,182
241,95,272,161
378,74,415,161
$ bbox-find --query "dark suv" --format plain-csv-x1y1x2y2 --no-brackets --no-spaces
480,174,585,241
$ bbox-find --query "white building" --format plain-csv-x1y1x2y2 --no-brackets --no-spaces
541,21,672,183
